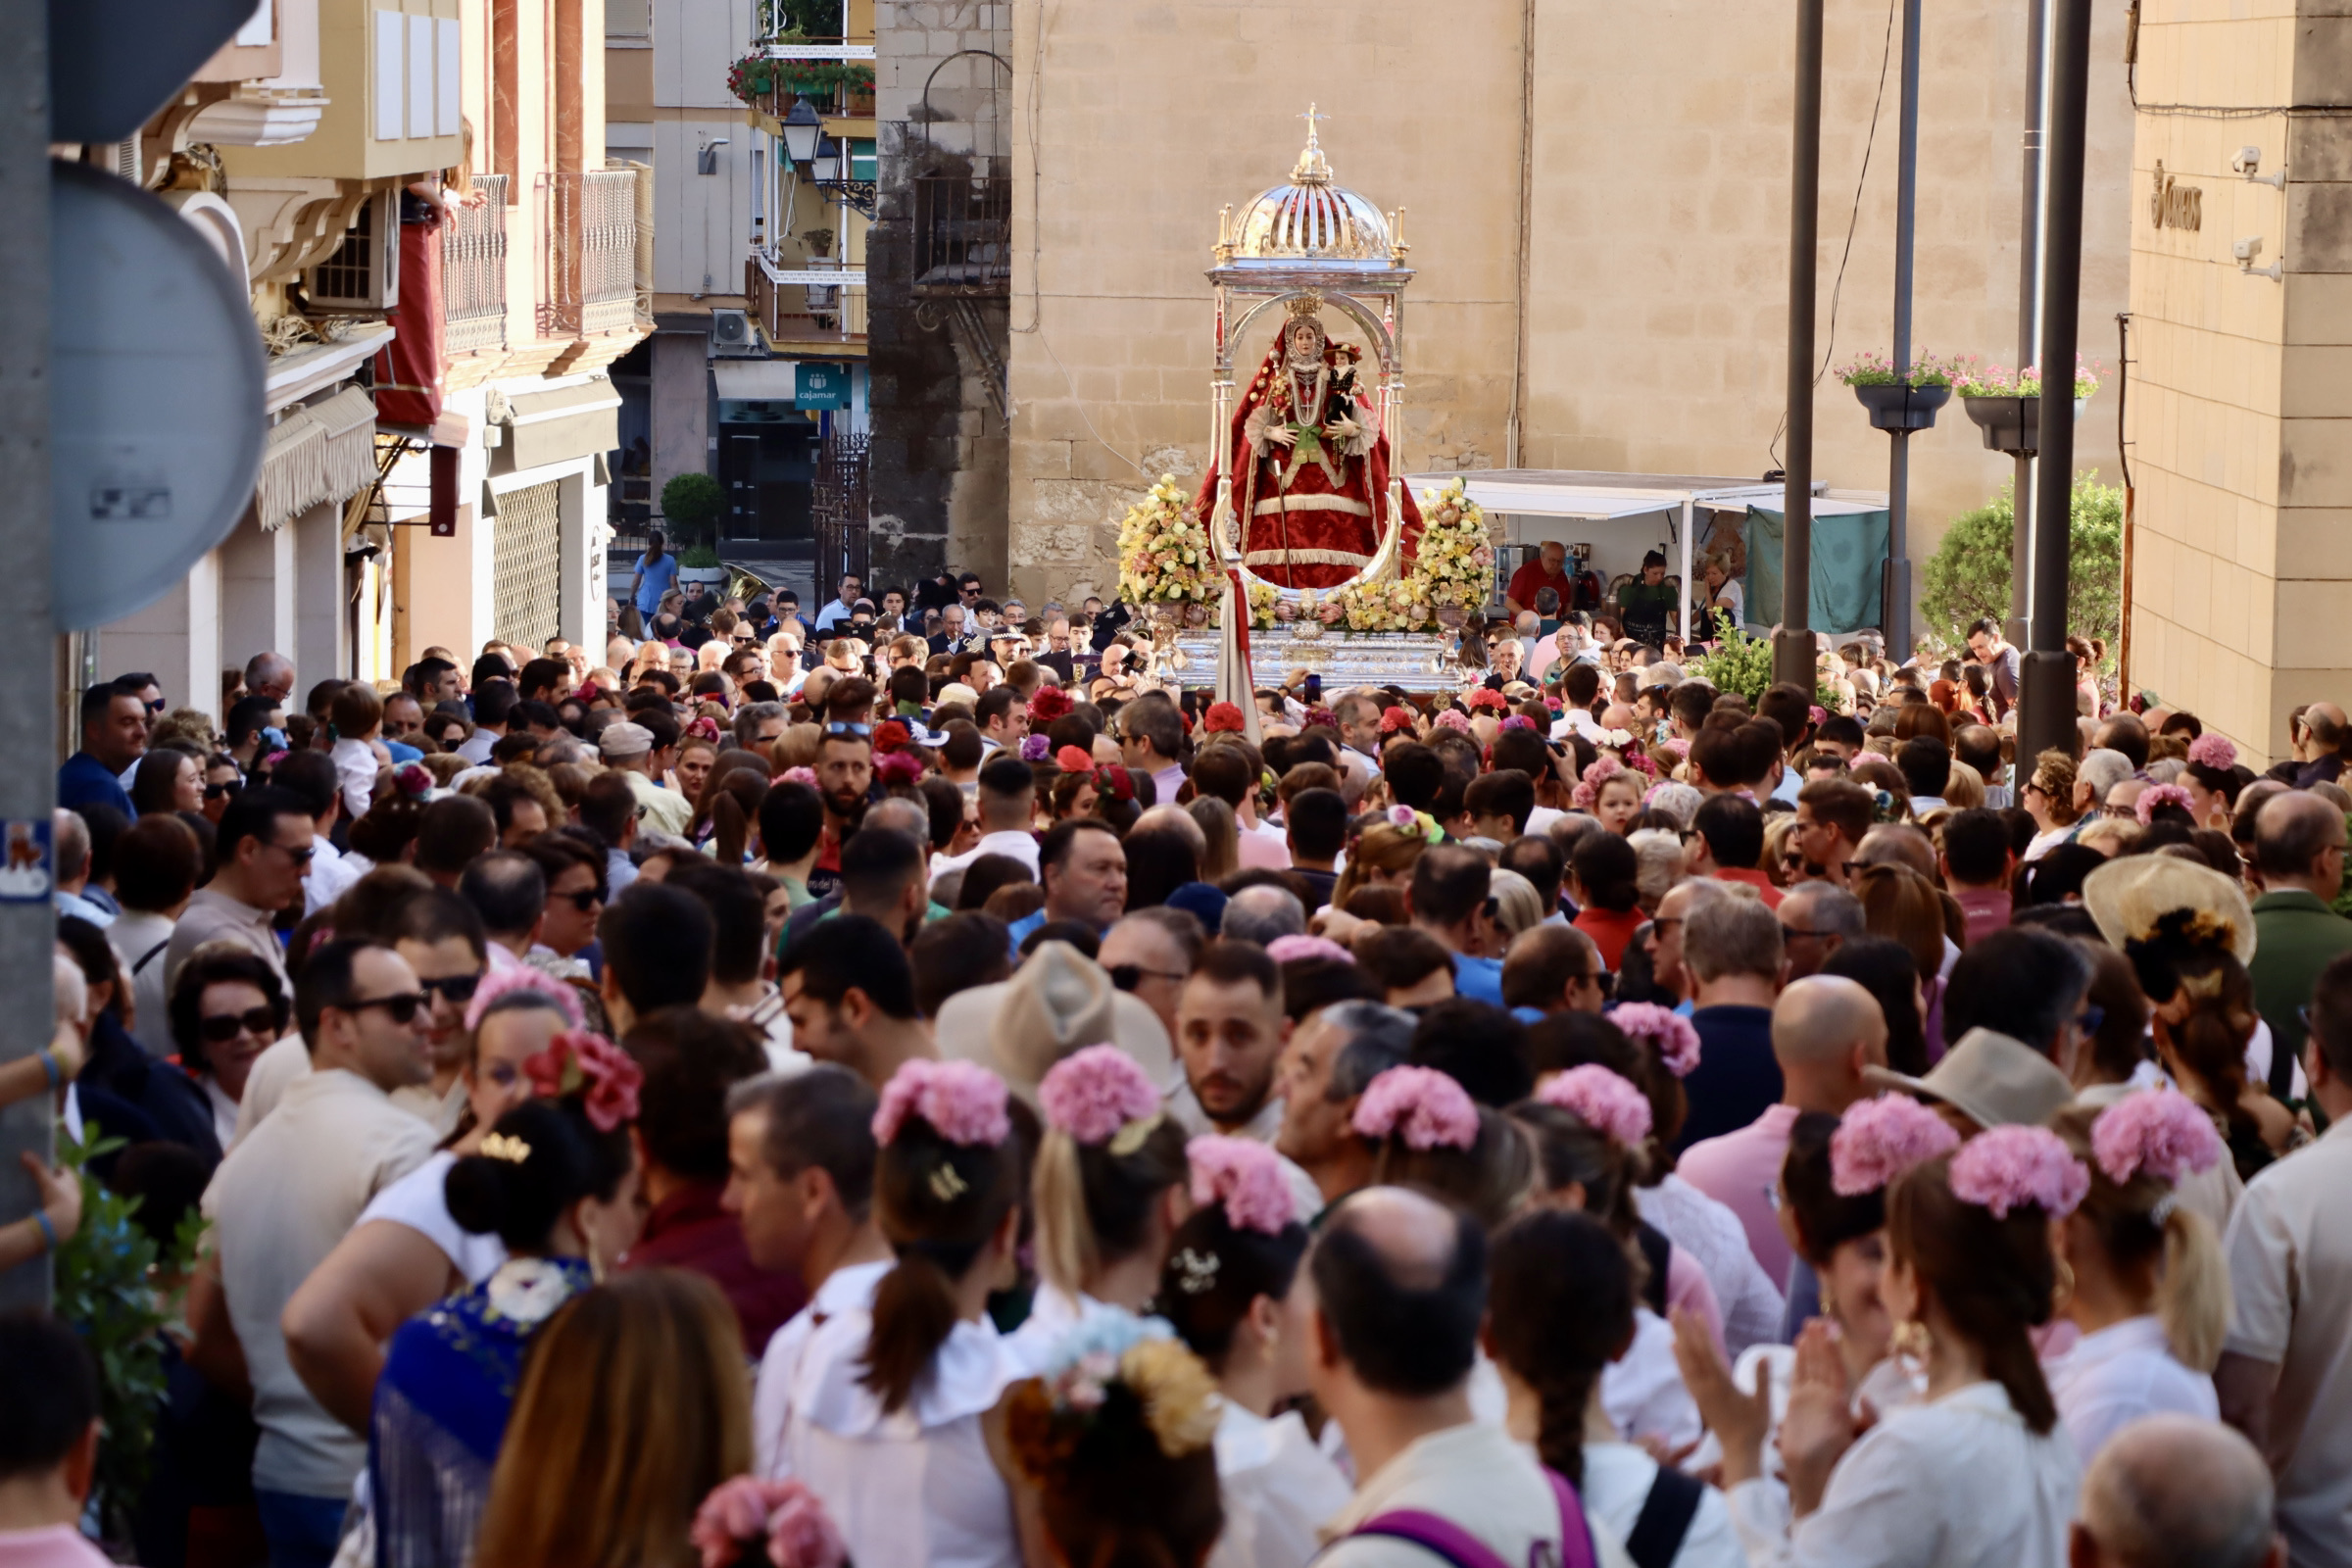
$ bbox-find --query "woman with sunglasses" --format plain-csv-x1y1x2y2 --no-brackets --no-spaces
169,946,291,1152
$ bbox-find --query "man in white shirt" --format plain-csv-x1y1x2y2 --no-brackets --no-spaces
811,572,863,634
600,716,692,838
728,1066,896,1478
456,681,514,765
1311,1187,1633,1568
928,756,1040,892
2221,953,2352,1568
974,686,1030,756
186,938,436,1568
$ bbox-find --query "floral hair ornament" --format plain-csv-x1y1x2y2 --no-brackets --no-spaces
1618,748,1658,779
873,718,913,753
683,715,723,746
1609,1002,1702,1077
1830,1093,1960,1196
392,760,434,799
1948,1124,2090,1220
1352,1065,1481,1151
1468,689,1508,714
1094,763,1136,804
1008,1311,1219,1477
479,1132,532,1164
2185,732,2237,771
1054,744,1095,773
1039,1045,1164,1152
2134,782,2195,826
1187,1135,1297,1236
1500,714,1537,733
780,766,818,788
871,1058,1013,1149
873,750,926,787
1570,754,1626,812
518,1030,643,1132
1433,708,1474,734
1385,805,1445,846
1019,733,1053,762
1265,933,1352,965
690,1477,849,1568
1535,1065,1653,1147
2090,1087,2225,1187
1028,685,1075,724
1303,705,1338,731
1203,702,1249,734
462,965,587,1034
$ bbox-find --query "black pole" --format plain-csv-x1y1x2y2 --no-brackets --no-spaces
1775,0,1826,692
1886,0,1921,663
2018,0,2089,762
2007,0,2045,651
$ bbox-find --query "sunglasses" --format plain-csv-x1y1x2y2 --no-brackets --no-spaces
271,841,316,867
557,887,603,911
347,992,429,1024
199,1006,276,1043
205,778,244,800
1109,963,1190,993
1577,969,1616,1000
418,972,484,1005
2076,1004,2107,1037
825,721,872,738
143,697,168,714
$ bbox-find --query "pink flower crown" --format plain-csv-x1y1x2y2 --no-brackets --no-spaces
1608,1003,1701,1077
1948,1124,2089,1219
1038,1045,1162,1147
462,967,586,1035
1535,1065,1652,1147
1500,714,1537,733
1830,1094,1959,1196
1352,1066,1480,1151
1187,1136,1297,1235
2185,731,2236,771
1570,754,1626,812
1433,709,1474,734
778,766,818,788
2135,783,2195,825
519,1029,642,1132
1384,805,1445,846
874,750,926,786
2091,1087,2225,1187
690,1478,848,1568
1266,934,1353,966
872,1058,1012,1148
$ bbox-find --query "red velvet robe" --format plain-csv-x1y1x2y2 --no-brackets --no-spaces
1194,341,1423,591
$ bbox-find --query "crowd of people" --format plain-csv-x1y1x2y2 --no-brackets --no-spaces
12,566,2352,1568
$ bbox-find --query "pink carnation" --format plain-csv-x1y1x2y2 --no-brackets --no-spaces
1661,738,1690,759
1571,754,1625,812
1188,1135,1298,1235
780,766,818,788
2186,731,2237,771
2091,1087,2225,1187
1830,1094,1960,1196
1352,1066,1481,1151
1851,751,1890,769
690,1478,847,1568
1266,934,1353,966
1038,1044,1162,1146
1434,710,1473,734
872,1058,1012,1149
1949,1124,2090,1220
462,965,586,1034
2135,782,2195,825
1535,1065,1653,1147
1610,1003,1701,1077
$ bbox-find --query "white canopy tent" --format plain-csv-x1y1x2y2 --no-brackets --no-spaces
1402,469,1888,638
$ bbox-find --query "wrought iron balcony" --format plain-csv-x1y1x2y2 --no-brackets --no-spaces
537,168,640,337
912,166,1010,296
442,173,509,354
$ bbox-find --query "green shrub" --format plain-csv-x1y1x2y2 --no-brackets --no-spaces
1690,626,1839,710
1920,473,2121,663
659,472,727,550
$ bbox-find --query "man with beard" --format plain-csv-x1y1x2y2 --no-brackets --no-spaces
1276,1000,1415,1204
806,723,873,900
1169,940,1291,1142
1791,777,1873,889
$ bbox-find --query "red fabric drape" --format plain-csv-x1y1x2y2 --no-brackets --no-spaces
372,215,445,428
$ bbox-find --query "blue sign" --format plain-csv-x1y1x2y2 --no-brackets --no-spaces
795,362,851,411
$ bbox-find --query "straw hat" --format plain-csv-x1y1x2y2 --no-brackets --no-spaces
933,940,1174,1103
2080,854,2257,965
1864,1027,2076,1132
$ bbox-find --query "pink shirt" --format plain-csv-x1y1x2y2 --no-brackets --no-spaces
1952,887,2012,948
0,1527,115,1568
1677,1102,1801,1291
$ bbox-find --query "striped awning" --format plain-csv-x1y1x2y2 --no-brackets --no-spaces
258,386,378,532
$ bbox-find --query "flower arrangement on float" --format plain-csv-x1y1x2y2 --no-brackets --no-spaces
1410,477,1494,609
1115,474,1219,605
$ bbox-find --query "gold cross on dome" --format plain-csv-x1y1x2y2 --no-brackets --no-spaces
1299,104,1327,143
1292,105,1332,182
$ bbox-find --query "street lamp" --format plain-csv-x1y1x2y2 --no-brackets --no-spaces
811,135,841,184
781,97,822,166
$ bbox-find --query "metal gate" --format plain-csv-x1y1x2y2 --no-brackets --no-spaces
812,431,870,590
494,480,563,652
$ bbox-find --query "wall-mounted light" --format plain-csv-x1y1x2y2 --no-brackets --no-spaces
698,136,731,175
781,98,822,165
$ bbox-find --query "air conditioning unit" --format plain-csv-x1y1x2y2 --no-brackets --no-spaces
306,189,402,312
710,307,760,358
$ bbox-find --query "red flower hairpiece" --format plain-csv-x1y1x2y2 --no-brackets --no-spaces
519,1029,643,1132
1303,706,1337,731
874,750,925,786
1205,702,1247,733
874,719,913,754
1379,707,1415,734
1467,689,1507,712
683,715,722,746
1028,686,1075,724
1096,763,1136,804
1055,745,1096,774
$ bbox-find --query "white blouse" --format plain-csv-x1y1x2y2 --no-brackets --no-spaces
1207,1402,1352,1568
1727,1380,2080,1568
1580,1442,1747,1568
1466,1313,1701,1450
774,1302,1021,1568
2046,1315,2219,1467
355,1151,507,1285
1638,1175,1787,1355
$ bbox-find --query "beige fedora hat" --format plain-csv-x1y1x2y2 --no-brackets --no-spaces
934,940,1174,1103
1864,1027,2076,1132
2080,854,2257,964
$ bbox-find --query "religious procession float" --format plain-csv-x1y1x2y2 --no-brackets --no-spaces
1112,110,1497,700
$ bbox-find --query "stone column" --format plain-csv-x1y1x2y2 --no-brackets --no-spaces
2125,1,2352,765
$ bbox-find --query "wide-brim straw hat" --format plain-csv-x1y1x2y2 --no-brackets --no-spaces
933,940,1174,1103
2080,853,2257,964
1864,1027,2076,1132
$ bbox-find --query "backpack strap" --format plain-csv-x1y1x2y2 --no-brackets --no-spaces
130,939,170,977
1543,1467,1599,1568
1340,1510,1517,1568
1621,1463,1704,1568
1634,1222,1673,1317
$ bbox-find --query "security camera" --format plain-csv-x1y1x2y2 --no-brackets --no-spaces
2231,146,2260,174
2233,236,2263,264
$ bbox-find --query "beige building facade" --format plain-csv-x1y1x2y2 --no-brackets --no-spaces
2122,0,2351,766
1002,0,2136,612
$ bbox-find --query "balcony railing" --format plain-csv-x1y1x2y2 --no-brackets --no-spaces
913,167,1010,296
750,252,867,343
443,174,510,354
537,168,640,337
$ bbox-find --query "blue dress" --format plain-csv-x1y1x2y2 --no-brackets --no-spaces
368,1255,593,1568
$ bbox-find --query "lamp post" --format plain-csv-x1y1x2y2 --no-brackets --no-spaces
1775,0,1827,694
1884,0,1923,663
2006,0,2046,651
781,96,823,165
2017,0,2090,762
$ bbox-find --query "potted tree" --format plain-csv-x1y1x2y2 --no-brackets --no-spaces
1955,355,2098,457
1837,351,1952,431
660,472,731,591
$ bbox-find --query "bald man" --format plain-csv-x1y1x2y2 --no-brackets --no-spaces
1679,974,1886,1292
2071,1414,2282,1568
1852,823,1937,881
2249,790,2352,1102
2284,702,2349,788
